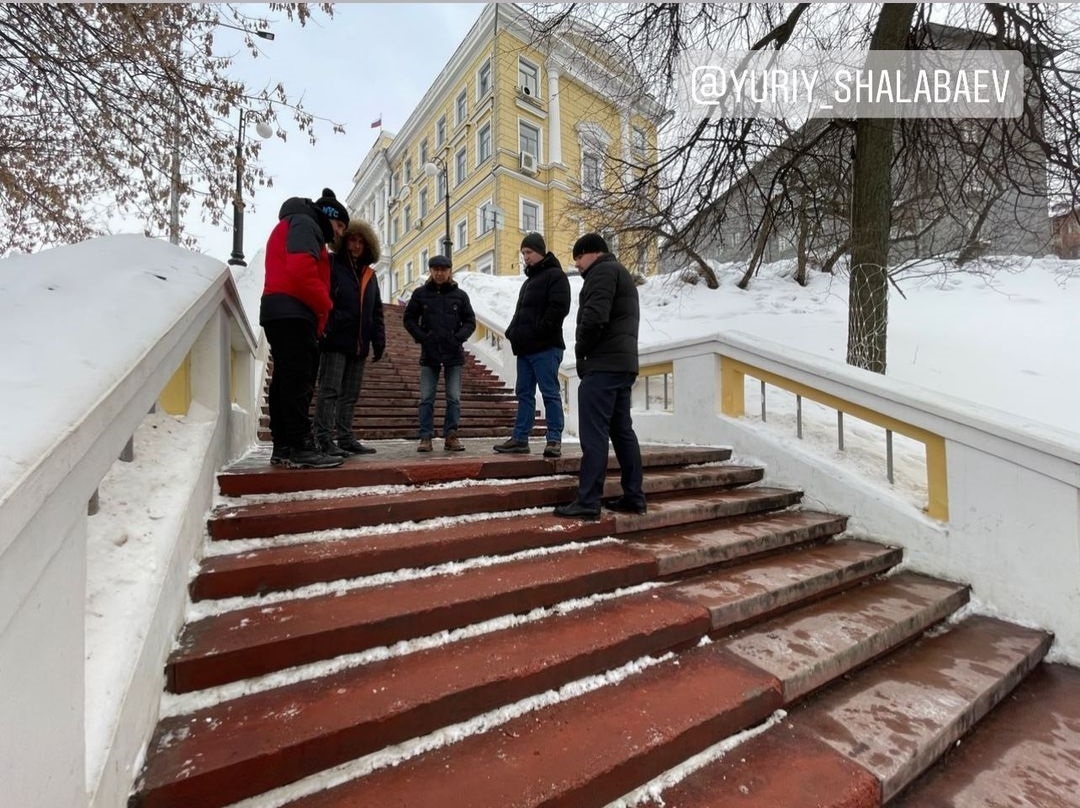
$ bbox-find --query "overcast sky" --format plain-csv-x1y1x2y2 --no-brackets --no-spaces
180,3,486,265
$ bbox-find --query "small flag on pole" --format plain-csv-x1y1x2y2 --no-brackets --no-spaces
371,116,382,129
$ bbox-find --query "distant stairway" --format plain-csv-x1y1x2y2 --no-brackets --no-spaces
132,366,1080,808
258,303,544,441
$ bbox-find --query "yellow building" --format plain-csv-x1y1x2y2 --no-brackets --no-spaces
345,3,666,299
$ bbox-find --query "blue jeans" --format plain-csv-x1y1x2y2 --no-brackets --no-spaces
577,371,644,509
512,347,564,443
419,363,462,438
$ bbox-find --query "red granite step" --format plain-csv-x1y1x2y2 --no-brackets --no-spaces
279,645,783,808
192,487,807,601
132,590,711,808
207,465,764,540
628,507,845,574
890,662,1080,807
638,616,1051,808
166,543,658,693
217,444,734,497
675,539,907,636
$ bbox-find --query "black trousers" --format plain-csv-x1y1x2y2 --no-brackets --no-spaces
576,371,644,508
264,318,320,450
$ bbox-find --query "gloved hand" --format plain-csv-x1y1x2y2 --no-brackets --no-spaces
373,346,384,362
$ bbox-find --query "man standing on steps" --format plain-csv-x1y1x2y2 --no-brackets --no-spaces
493,232,571,459
553,233,645,520
260,188,349,469
403,254,476,453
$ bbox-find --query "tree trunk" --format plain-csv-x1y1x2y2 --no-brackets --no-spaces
846,4,916,374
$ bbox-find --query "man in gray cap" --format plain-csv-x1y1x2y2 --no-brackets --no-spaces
553,233,645,519
403,254,477,452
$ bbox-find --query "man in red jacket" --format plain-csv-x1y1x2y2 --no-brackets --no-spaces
260,188,349,468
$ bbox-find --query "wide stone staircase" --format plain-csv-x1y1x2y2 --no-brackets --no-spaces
130,342,1080,807
258,303,545,442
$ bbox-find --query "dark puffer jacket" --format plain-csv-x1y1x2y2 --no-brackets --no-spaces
575,253,640,376
403,278,476,367
505,253,571,356
320,219,386,359
259,197,334,334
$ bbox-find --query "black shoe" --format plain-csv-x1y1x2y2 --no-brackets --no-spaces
553,501,601,520
270,446,291,466
603,496,647,515
317,439,349,458
338,437,376,455
286,447,344,469
493,437,530,454
543,441,562,458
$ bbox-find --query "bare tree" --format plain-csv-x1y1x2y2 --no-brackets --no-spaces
531,3,1080,373
0,3,340,255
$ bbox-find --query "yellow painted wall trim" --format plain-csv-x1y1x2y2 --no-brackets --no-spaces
719,355,949,521
159,354,191,416
639,361,673,377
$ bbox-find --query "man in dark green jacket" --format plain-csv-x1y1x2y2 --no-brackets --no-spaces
554,233,645,520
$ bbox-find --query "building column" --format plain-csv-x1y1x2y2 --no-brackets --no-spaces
547,64,563,166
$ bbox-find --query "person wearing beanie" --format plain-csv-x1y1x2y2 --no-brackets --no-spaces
259,187,352,469
403,254,477,452
554,232,645,519
493,232,571,457
312,218,386,458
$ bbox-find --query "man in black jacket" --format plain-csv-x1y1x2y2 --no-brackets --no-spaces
403,255,477,452
554,233,645,520
494,232,571,458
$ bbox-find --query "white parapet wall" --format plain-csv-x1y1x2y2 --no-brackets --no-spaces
566,331,1080,663
0,237,258,808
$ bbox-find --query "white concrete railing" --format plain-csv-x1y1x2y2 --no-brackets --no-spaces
0,242,259,808
579,330,1079,662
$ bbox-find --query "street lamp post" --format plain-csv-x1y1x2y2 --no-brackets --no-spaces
228,109,274,266
422,156,452,261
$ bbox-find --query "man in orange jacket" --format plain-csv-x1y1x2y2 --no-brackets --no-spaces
260,188,349,468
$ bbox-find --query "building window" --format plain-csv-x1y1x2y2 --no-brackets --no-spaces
521,199,541,232
405,260,414,283
456,89,468,126
391,216,399,244
519,120,541,160
477,122,492,164
403,204,412,232
436,170,446,201
477,60,492,97
478,200,496,235
518,57,539,98
404,158,412,184
582,152,602,192
420,139,428,166
419,188,428,219
436,116,447,147
456,217,468,249
455,147,467,185
632,126,648,157
420,249,429,272
477,255,493,275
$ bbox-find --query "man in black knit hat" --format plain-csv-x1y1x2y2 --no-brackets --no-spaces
494,231,571,457
260,188,350,468
553,233,645,519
